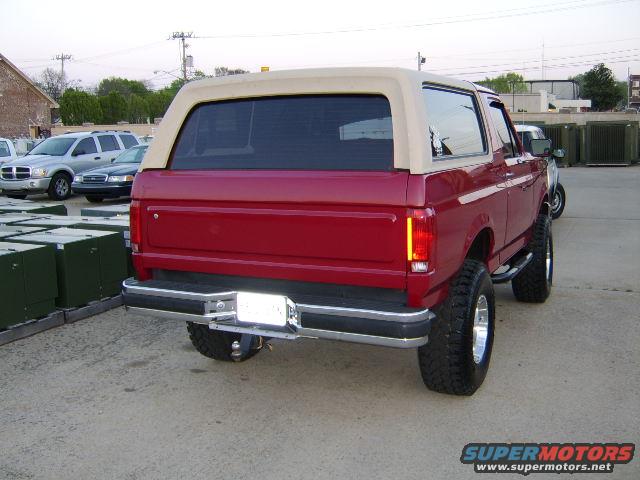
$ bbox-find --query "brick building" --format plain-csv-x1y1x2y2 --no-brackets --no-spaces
0,53,58,138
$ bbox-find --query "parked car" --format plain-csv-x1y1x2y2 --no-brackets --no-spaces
72,144,148,202
515,124,566,219
123,68,553,396
0,130,141,200
0,138,18,166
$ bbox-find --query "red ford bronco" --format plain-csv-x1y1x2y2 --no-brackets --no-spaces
123,68,553,395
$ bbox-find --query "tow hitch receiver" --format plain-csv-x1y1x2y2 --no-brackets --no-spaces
230,334,262,361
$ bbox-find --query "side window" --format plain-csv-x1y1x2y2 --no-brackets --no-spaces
72,137,98,156
119,134,138,149
423,86,486,159
97,135,120,152
488,102,518,158
0,141,10,157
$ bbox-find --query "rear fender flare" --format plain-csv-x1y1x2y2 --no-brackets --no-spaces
463,214,495,265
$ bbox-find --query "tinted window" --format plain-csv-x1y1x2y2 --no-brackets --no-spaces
72,137,98,155
119,134,138,149
170,94,394,171
0,141,10,157
97,135,120,152
489,103,517,158
28,137,75,156
423,87,486,159
113,146,147,164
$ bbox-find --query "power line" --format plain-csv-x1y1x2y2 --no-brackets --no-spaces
194,0,635,39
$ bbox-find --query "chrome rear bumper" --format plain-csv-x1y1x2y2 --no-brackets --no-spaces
122,278,433,348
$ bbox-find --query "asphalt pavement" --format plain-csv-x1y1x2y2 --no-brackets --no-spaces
1,166,638,480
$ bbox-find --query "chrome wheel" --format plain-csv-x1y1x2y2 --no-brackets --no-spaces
545,238,552,282
552,190,562,214
55,178,69,197
472,294,490,364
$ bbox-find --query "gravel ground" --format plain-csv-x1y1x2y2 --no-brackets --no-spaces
1,166,638,480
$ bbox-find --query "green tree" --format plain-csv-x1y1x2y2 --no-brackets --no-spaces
128,93,148,123
99,91,128,123
214,66,249,77
147,90,174,120
615,80,628,109
477,72,527,94
59,89,102,125
582,63,622,111
97,77,150,98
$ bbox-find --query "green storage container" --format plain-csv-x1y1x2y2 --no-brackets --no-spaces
0,203,67,215
541,123,578,166
67,217,133,277
8,229,125,308
0,225,50,239
80,204,130,217
0,198,34,206
586,121,640,165
0,241,58,328
0,213,57,226
53,228,129,296
15,216,98,229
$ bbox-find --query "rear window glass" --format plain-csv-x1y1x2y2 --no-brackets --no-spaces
119,134,138,148
170,94,394,171
423,86,486,159
97,135,120,152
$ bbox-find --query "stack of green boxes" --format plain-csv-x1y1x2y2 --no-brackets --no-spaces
17,216,134,277
0,225,49,239
0,213,57,226
69,217,133,276
8,228,128,308
0,203,67,215
81,204,129,217
0,241,58,329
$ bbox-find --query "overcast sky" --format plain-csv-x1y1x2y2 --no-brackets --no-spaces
3,0,639,89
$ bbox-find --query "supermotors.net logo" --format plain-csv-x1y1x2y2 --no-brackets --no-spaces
460,443,635,475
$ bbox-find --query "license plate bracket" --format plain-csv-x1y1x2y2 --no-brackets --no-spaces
236,292,289,327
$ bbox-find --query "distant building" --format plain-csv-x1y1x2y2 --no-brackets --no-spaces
524,80,581,100
0,52,58,138
502,90,591,114
630,74,640,110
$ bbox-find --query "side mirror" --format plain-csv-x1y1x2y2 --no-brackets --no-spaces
111,158,116,163
553,148,565,159
530,138,552,157
72,150,84,157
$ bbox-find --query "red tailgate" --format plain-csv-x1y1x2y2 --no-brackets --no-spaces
133,170,410,289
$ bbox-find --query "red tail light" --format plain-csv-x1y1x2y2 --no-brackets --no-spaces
130,200,141,253
407,209,434,273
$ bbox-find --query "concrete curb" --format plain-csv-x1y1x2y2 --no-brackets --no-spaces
63,295,123,324
0,311,65,346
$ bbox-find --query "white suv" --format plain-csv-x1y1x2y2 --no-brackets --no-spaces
0,130,140,200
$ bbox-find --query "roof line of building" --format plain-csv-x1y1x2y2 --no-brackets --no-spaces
0,52,59,108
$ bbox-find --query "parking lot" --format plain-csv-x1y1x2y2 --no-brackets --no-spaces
1,166,638,479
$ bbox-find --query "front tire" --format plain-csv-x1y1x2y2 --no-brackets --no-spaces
512,214,553,303
47,172,72,200
551,184,566,219
418,259,495,396
187,323,262,362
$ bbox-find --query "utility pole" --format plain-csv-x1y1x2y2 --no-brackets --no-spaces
170,32,193,81
53,53,72,78
540,41,545,80
417,52,426,71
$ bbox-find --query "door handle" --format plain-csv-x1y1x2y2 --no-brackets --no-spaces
94,156,101,160
503,172,515,178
